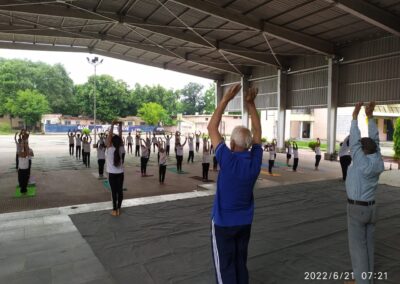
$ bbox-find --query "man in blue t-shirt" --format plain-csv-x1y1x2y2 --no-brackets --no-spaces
207,84,263,284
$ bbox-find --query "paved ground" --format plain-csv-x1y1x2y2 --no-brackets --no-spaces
0,134,399,284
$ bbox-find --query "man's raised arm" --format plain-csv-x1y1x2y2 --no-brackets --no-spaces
207,83,241,149
245,87,261,145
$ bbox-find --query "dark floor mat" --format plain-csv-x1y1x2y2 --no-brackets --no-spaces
70,180,400,284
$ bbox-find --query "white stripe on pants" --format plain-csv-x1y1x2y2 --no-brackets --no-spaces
212,220,223,284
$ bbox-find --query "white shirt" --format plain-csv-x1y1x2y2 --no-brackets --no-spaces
127,136,133,143
188,139,194,151
18,156,30,170
287,145,292,155
135,136,140,144
120,145,126,154
315,146,321,155
76,137,82,146
97,147,106,159
68,136,74,144
83,142,91,153
141,146,150,158
176,145,184,156
339,136,351,157
293,148,299,159
105,147,124,174
152,137,157,144
202,151,210,163
159,151,167,165
196,136,200,143
269,147,275,160
165,137,171,146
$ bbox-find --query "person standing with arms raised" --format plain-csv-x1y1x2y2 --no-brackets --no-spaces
208,84,263,284
106,121,125,217
346,102,384,284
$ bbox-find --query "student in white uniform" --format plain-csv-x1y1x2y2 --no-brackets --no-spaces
268,143,276,174
339,135,351,181
286,141,292,167
14,132,22,169
175,137,187,173
174,131,181,154
140,138,150,176
156,141,167,184
292,141,299,172
127,132,133,154
164,133,172,156
17,141,31,194
75,131,82,159
82,135,92,167
202,140,211,181
121,136,126,164
195,130,201,153
97,141,106,178
135,132,141,157
106,121,124,217
67,130,75,156
272,139,277,160
187,135,195,163
152,133,158,153
314,138,322,170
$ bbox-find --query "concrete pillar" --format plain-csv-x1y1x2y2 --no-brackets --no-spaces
215,80,223,106
326,58,339,160
241,76,250,128
277,69,287,150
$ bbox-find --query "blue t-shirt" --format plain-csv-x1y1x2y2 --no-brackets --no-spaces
212,143,263,226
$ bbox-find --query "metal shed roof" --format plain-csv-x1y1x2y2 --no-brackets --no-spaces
0,0,399,80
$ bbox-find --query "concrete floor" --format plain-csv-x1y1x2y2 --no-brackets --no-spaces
0,134,399,283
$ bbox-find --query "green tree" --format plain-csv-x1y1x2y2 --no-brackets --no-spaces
0,58,74,114
138,102,169,126
179,82,204,115
203,83,215,114
5,89,49,128
394,117,400,158
74,75,131,122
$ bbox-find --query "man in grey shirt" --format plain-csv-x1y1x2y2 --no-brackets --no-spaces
346,101,384,284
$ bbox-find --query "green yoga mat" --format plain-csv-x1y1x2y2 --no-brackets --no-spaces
15,185,36,198
167,168,188,174
102,180,127,192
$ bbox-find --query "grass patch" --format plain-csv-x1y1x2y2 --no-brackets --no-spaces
292,140,340,152
0,122,12,134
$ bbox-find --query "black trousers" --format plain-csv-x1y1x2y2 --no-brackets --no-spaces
109,173,124,210
202,163,210,180
211,222,251,284
166,145,170,156
141,157,149,174
83,152,90,167
128,143,133,154
28,160,32,181
69,144,74,156
18,168,29,193
293,158,299,171
135,145,140,157
176,155,183,171
188,150,194,163
98,159,105,176
196,142,200,152
76,146,81,159
213,156,218,171
315,155,322,167
340,155,352,180
122,153,125,164
159,165,166,182
16,153,18,169
269,160,275,173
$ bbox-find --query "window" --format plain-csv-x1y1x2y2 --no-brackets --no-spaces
18,121,24,127
265,110,268,120
46,120,51,124
65,120,71,125
205,118,209,121
128,122,133,126
76,121,80,125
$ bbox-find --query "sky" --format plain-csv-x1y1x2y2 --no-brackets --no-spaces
0,49,213,90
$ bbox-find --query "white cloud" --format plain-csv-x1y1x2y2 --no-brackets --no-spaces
0,49,213,90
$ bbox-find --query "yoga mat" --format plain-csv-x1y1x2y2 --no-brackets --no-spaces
14,185,36,198
260,170,281,177
102,180,127,191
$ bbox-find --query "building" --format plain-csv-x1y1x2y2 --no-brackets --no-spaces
119,116,145,126
0,114,40,130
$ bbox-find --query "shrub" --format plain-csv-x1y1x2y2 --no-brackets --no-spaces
82,128,91,135
0,122,12,133
394,117,400,158
261,137,267,143
308,141,317,150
